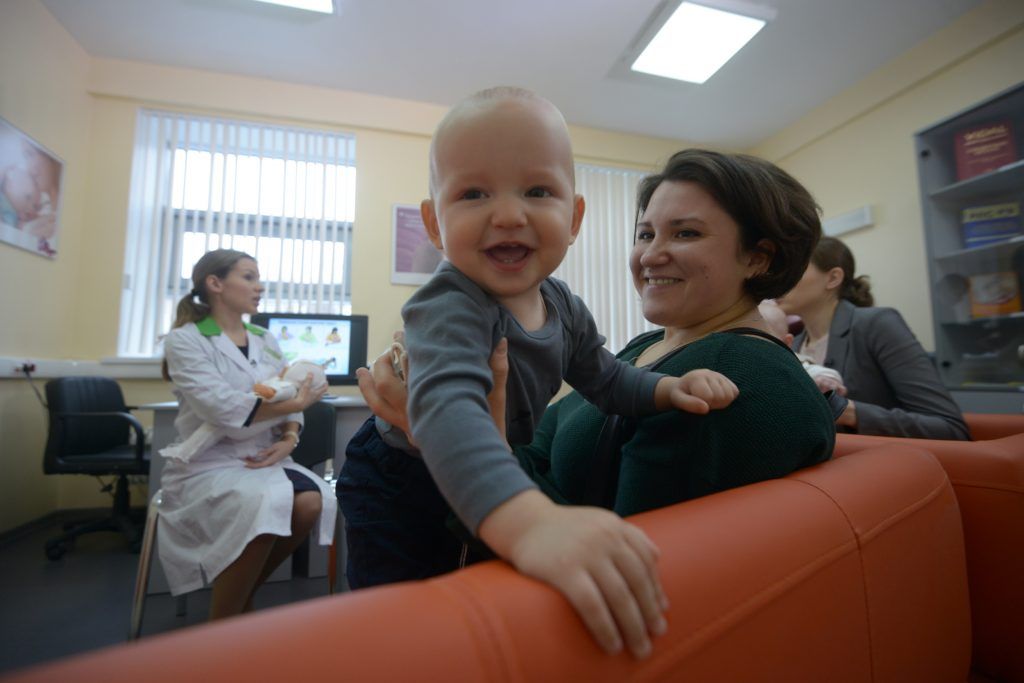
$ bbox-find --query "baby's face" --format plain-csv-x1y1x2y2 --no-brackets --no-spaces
758,299,792,343
424,98,583,309
2,168,41,221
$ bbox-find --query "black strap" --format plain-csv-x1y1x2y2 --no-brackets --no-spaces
717,327,796,355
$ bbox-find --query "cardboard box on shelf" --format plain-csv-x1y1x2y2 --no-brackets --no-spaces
968,271,1022,318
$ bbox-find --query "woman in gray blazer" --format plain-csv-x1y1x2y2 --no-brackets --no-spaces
779,237,969,440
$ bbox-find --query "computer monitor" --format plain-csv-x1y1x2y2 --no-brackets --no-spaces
249,312,368,386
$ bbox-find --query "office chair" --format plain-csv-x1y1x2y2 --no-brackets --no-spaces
43,376,150,560
289,400,339,584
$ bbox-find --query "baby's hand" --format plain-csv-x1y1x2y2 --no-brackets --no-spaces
665,369,738,414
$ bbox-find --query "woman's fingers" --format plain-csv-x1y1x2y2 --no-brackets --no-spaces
370,353,413,433
487,338,509,440
356,366,406,430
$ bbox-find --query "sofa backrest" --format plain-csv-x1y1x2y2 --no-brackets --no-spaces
7,447,971,683
836,432,1024,682
964,412,1024,441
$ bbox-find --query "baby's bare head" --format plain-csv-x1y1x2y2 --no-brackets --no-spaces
428,87,574,197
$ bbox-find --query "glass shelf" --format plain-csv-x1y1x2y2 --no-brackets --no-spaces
929,159,1024,205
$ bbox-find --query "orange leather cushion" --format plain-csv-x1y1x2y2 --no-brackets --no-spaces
835,433,1024,682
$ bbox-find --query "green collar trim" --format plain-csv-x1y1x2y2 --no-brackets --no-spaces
195,317,266,337
195,317,221,337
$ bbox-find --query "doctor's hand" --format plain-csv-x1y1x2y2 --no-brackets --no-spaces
245,438,296,469
291,374,327,412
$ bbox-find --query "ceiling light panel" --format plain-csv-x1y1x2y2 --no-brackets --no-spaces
250,0,334,14
631,2,766,84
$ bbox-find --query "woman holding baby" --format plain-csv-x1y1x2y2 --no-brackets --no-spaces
159,249,335,620
357,148,836,658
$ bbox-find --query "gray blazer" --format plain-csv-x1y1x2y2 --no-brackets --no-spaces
792,300,969,440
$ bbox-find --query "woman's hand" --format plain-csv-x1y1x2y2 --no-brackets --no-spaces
836,399,858,429
356,332,509,441
356,333,414,434
478,490,668,659
245,437,296,469
291,373,327,412
813,373,847,396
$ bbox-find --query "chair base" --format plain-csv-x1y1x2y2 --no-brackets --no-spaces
45,475,143,560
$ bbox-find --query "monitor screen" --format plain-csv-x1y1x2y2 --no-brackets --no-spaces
249,313,368,386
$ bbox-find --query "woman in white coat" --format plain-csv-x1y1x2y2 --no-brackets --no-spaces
159,249,336,620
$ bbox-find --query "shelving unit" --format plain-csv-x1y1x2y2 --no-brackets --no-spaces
915,82,1024,412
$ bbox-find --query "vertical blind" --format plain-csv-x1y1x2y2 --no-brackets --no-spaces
118,109,356,357
555,163,656,353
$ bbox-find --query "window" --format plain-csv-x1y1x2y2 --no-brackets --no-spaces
118,110,356,357
554,163,655,353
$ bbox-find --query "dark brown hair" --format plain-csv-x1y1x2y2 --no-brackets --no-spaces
161,249,253,381
810,236,873,307
635,149,821,302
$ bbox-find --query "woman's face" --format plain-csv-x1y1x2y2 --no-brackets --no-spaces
209,257,263,316
776,263,834,316
629,180,763,330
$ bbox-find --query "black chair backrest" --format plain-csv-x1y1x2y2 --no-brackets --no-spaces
290,400,336,469
45,377,131,467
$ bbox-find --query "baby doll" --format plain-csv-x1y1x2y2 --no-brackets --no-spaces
161,360,327,463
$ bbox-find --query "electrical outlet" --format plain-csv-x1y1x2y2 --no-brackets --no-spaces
19,361,36,374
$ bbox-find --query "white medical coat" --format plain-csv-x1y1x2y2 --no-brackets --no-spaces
158,318,336,595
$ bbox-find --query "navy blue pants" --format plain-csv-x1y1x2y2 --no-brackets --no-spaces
337,417,468,589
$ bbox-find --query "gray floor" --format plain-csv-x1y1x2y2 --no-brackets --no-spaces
0,511,332,675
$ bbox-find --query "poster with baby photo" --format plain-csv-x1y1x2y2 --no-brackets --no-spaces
0,117,63,259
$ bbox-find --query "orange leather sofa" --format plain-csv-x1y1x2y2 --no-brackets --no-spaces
8,445,990,683
963,412,1024,441
834,423,1024,683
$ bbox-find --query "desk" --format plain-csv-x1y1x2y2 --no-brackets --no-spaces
138,397,371,594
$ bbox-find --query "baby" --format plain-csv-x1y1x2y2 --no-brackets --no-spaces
161,360,326,463
759,299,845,393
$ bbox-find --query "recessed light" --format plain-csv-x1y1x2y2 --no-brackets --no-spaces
631,2,767,84
250,0,334,14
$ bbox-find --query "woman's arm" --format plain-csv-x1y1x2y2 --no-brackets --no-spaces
164,328,261,429
251,374,323,423
850,309,969,440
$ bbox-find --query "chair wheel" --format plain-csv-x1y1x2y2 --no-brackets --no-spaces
45,541,67,561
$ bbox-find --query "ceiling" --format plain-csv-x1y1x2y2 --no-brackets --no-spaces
41,0,985,148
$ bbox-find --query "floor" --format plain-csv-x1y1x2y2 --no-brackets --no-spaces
0,511,333,675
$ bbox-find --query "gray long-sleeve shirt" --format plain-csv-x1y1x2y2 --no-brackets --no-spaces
402,262,664,533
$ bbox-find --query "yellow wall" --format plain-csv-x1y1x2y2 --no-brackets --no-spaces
0,0,94,530
0,0,686,532
750,0,1024,349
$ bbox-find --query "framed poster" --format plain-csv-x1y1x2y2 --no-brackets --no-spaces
0,116,63,258
391,203,443,285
